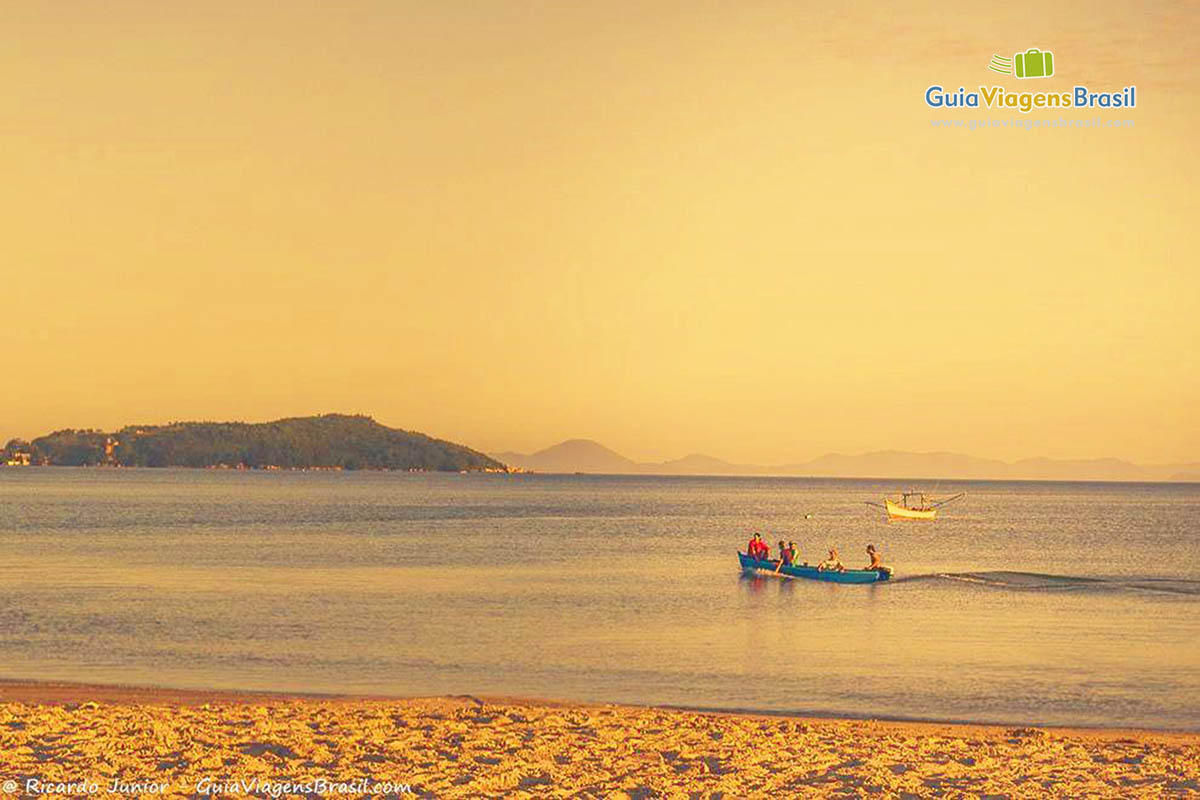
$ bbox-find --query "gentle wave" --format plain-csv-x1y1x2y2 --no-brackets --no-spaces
891,570,1200,596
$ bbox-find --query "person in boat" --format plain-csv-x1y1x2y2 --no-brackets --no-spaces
788,541,801,566
746,533,768,561
817,548,844,572
773,540,794,573
864,544,892,575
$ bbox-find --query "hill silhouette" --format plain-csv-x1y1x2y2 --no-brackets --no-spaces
14,414,503,472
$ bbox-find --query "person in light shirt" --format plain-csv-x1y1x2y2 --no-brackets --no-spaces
818,549,844,572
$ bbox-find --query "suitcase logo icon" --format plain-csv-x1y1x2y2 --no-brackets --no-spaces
1014,48,1054,78
987,48,1055,79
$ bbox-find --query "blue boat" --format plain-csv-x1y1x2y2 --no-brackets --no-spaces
738,551,891,584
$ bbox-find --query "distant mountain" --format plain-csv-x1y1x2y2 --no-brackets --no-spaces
496,439,639,473
11,414,504,472
790,450,1009,479
496,440,748,475
657,454,745,475
492,441,1197,482
1161,464,1200,483
1007,457,1151,481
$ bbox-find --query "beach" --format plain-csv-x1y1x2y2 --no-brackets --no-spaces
3,472,1199,797
1,682,1196,798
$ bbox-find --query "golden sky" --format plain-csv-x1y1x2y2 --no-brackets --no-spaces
2,0,1197,464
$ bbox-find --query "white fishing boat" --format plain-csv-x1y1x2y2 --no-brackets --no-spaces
867,491,964,521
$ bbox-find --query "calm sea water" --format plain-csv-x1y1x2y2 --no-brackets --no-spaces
1,469,1197,730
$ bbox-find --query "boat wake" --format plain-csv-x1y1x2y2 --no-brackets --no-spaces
892,570,1200,596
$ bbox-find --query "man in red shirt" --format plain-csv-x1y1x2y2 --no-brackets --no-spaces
747,533,768,560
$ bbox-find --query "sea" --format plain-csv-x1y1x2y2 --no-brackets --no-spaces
1,469,1197,730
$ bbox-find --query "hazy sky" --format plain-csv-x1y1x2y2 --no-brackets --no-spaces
3,1,1197,464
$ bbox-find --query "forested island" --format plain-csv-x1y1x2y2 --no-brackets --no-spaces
2,414,506,472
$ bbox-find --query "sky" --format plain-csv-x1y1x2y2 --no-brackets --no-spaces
2,0,1197,465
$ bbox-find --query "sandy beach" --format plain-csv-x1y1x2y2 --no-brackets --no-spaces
0,681,1196,798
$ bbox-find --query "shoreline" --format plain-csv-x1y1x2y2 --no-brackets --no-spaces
2,677,1197,742
3,464,1197,485
2,679,1197,796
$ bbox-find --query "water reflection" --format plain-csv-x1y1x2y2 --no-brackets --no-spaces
738,573,768,595
736,572,804,599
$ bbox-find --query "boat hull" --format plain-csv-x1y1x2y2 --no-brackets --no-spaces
885,499,936,520
738,552,890,583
